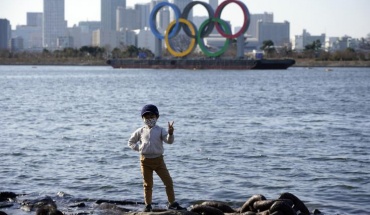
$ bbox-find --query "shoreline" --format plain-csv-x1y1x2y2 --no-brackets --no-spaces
1,58,370,68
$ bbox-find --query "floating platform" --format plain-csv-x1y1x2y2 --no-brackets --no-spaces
106,58,296,70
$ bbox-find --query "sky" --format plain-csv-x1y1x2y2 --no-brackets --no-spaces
0,0,369,39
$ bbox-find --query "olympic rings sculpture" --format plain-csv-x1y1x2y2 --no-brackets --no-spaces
149,0,251,58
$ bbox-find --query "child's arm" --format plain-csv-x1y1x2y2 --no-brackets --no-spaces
162,122,174,144
128,129,141,151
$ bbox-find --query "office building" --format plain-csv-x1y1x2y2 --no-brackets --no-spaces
101,0,126,31
43,0,67,49
169,0,192,23
13,24,43,51
135,3,150,29
0,19,11,50
258,21,290,47
11,36,24,52
209,0,218,10
117,7,137,31
78,21,101,47
294,29,326,51
27,12,43,27
247,12,273,39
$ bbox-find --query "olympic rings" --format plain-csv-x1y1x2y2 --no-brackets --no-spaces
181,1,215,38
149,2,181,40
215,0,250,39
149,0,250,57
197,18,231,57
165,18,197,57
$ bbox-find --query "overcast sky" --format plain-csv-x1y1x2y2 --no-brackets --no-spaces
1,0,369,39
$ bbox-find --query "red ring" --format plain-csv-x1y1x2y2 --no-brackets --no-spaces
214,0,249,39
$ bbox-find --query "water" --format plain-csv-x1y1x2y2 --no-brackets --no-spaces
0,65,369,215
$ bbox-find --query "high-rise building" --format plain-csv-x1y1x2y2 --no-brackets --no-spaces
27,12,43,27
169,0,192,23
294,29,326,51
150,0,170,31
258,21,290,47
135,3,150,29
0,19,11,50
247,12,274,39
209,0,218,10
117,7,137,31
43,0,67,49
101,0,126,31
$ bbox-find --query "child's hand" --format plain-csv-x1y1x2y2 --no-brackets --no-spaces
168,121,174,135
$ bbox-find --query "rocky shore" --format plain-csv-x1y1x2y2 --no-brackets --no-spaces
0,191,321,215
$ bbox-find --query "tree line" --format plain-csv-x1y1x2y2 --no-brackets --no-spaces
1,39,370,62
260,39,370,61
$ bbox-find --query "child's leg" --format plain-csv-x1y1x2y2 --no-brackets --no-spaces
141,157,154,205
156,157,175,203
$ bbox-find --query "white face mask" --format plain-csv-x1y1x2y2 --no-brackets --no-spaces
143,118,157,127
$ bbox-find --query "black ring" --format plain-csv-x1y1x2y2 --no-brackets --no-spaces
180,1,215,38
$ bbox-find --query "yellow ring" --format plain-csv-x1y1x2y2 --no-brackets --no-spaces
165,18,197,57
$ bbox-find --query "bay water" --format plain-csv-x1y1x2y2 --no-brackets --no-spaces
0,65,369,214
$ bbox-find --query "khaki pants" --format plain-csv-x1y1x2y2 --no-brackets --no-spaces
140,155,175,205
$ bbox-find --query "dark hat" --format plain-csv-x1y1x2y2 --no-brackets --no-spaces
141,104,159,117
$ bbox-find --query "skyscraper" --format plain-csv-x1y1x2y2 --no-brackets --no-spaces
101,0,126,31
0,19,11,50
258,21,290,47
247,13,274,39
169,0,192,22
43,0,66,49
27,12,43,27
209,0,218,10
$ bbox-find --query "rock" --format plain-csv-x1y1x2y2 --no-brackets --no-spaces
240,194,267,212
21,196,57,212
190,205,224,215
201,201,235,213
0,192,17,202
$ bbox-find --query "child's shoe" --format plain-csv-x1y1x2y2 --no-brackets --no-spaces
168,202,186,210
143,204,152,212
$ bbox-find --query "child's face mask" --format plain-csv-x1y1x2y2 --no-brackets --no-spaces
143,118,157,127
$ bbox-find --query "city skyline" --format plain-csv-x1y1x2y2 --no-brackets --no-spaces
0,0,369,39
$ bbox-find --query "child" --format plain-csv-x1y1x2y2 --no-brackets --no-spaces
128,104,185,212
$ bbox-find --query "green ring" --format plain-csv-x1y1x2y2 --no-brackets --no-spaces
197,18,231,57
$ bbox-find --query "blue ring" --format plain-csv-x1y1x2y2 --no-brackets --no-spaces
149,2,181,40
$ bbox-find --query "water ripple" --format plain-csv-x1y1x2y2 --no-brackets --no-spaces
1,66,370,214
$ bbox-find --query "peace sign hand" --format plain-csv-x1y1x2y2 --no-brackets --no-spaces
168,121,174,135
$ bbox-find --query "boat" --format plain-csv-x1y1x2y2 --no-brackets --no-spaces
106,58,295,70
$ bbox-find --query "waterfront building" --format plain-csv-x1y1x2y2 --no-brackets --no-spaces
247,12,274,39
27,12,43,27
258,21,290,47
117,7,138,31
43,0,67,49
0,19,11,50
209,0,218,9
294,29,326,51
101,0,126,31
150,0,170,31
169,0,192,23
78,21,101,47
13,25,43,51
92,29,123,49
137,27,157,53
11,36,24,52
135,3,150,29
57,36,74,48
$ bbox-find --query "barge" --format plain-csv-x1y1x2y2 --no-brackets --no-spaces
106,58,295,70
